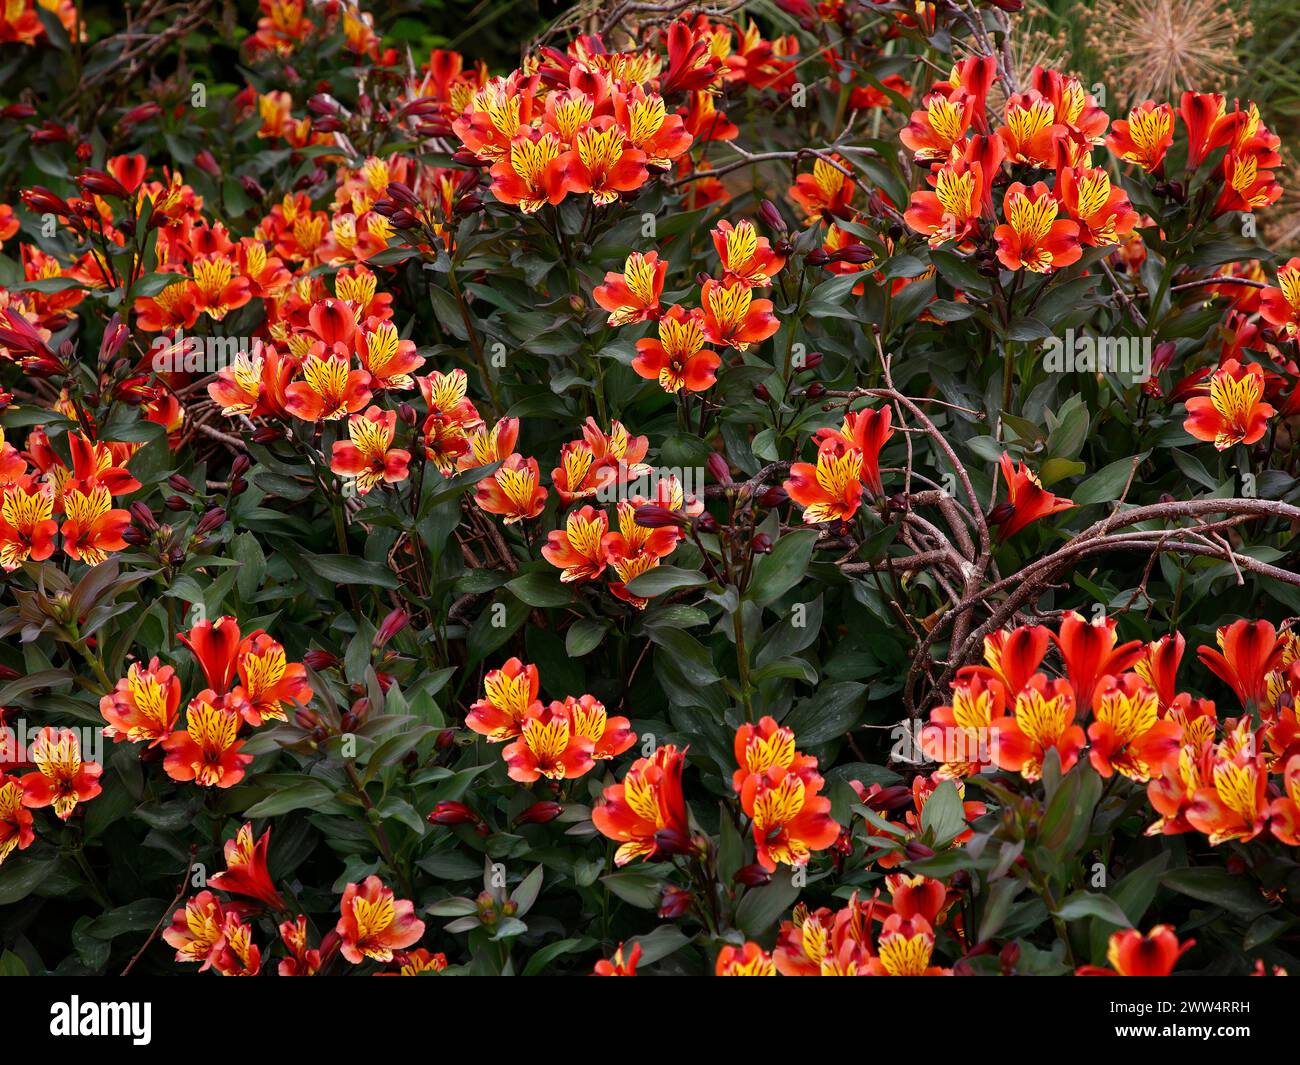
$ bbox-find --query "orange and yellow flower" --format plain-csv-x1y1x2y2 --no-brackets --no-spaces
330,406,411,494
474,453,547,524
161,694,253,788
592,744,690,865
785,438,863,525
100,658,181,746
20,727,103,819
632,304,720,393
593,251,666,326
1182,359,1274,450
466,658,543,741
336,875,425,964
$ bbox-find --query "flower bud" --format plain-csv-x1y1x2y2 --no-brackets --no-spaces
804,248,830,266
751,533,773,554
758,486,787,507
904,840,935,861
230,454,251,479
429,801,480,825
251,426,283,444
658,884,691,918
195,506,226,534
695,512,719,534
733,863,772,887
758,199,787,233
985,501,1016,526
633,504,686,529
753,383,771,402
373,607,410,648
303,650,338,671
514,801,563,826
706,452,732,486
164,495,188,511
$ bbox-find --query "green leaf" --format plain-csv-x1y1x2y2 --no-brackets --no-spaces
1053,891,1133,927
624,565,709,598
506,571,572,607
565,619,607,657
1072,453,1149,506
735,869,801,936
1162,867,1273,920
305,553,399,589
242,779,338,817
782,681,866,745
746,529,818,607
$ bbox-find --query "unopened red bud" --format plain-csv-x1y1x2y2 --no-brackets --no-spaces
804,350,824,369
120,102,163,126
829,245,875,264
451,149,484,167
436,728,456,749
1,103,36,119
195,506,226,534
303,650,339,671
695,271,712,287
164,495,188,511
168,474,195,494
307,93,341,115
805,248,830,266
758,486,787,507
653,827,695,857
905,841,935,861
230,454,251,478
385,181,419,209
865,784,912,811
21,187,71,216
758,199,788,233
429,801,480,825
76,169,130,199
194,150,220,178
751,533,773,554
753,384,771,402
128,501,157,531
999,941,1020,972
389,208,419,229
229,477,248,496
634,504,686,529
805,382,826,399
374,607,410,647
733,863,773,887
313,116,344,134
121,526,150,546
398,402,417,425
251,426,283,444
706,452,732,485
514,801,563,826
239,176,267,200
695,512,719,534
774,238,794,256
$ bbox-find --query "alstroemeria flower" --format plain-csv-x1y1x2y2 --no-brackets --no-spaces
997,90,1064,166
1105,101,1174,172
161,694,252,788
232,633,311,726
1183,359,1274,450
211,912,262,977
164,891,233,970
336,876,425,964
1186,720,1269,845
551,419,651,503
1087,674,1181,782
1055,166,1138,247
785,438,863,525
285,352,373,421
384,949,449,976
541,504,609,582
901,91,975,161
209,823,286,911
711,219,785,287
190,254,252,321
790,157,854,221
460,417,520,470
1197,618,1286,711
716,943,777,976
1078,925,1195,976
330,406,411,494
1053,611,1143,711
732,716,798,793
903,154,986,248
1134,632,1185,710
593,941,641,976
358,318,423,390
865,914,950,976
0,773,35,866
466,658,543,741
502,703,596,782
419,369,481,474
1260,257,1300,339
19,727,102,820
994,181,1082,273
100,658,181,746
614,88,692,168
740,755,840,872
993,453,1074,540
560,694,635,761
592,744,690,865
60,484,129,565
489,131,572,213
593,251,666,326
699,278,779,351
632,305,720,393
206,345,293,419
567,121,648,206
278,916,321,977
991,674,1084,781
179,615,245,692
0,482,57,570
474,453,547,524
1268,754,1300,846
812,405,893,498
921,670,1011,779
